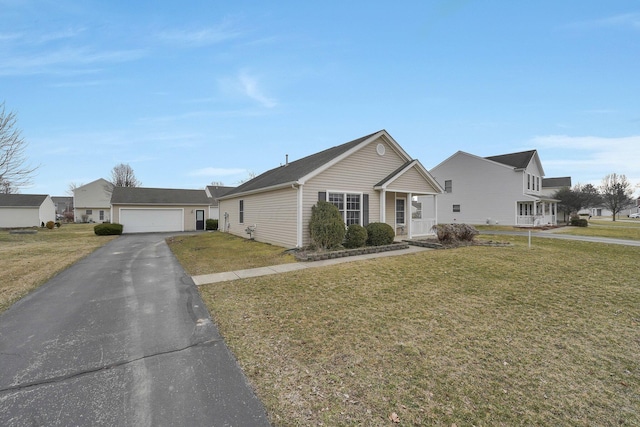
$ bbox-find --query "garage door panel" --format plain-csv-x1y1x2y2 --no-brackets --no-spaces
120,209,183,233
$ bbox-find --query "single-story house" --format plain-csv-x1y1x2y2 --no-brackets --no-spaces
0,194,56,228
73,178,113,223
217,130,443,248
110,187,212,233
205,185,234,223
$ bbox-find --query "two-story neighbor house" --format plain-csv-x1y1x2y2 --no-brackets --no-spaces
421,149,559,227
73,178,113,223
217,130,443,248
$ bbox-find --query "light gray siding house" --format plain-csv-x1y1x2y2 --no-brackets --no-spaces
0,194,56,228
217,130,443,248
111,187,211,233
542,177,572,223
421,149,559,227
73,178,113,223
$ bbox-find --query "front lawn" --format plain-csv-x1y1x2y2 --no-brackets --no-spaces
0,224,117,313
166,232,296,276
552,219,640,241
199,235,640,426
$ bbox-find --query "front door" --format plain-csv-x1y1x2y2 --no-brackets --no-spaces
395,198,406,235
196,210,205,230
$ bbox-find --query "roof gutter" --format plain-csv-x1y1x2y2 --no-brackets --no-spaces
217,181,300,200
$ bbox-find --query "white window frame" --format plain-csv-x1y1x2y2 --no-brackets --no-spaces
327,191,362,226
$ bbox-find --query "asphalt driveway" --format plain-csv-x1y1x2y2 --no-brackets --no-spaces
0,233,270,426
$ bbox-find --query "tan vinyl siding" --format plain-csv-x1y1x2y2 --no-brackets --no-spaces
111,204,209,231
302,137,407,245
219,187,298,248
387,166,439,194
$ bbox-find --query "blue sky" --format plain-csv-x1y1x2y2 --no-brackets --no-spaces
2,0,639,197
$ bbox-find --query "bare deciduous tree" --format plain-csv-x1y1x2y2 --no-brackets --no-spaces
110,163,141,187
0,102,38,193
600,173,634,221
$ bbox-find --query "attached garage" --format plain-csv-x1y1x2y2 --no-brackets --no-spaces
110,187,212,234
119,208,183,233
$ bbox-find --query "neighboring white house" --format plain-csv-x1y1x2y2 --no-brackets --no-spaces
0,194,56,228
542,177,572,223
218,130,443,248
420,149,559,227
73,178,113,223
205,185,234,223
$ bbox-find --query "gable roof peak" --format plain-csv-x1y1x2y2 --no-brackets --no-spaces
485,149,538,169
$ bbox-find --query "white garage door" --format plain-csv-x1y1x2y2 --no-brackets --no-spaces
120,208,183,233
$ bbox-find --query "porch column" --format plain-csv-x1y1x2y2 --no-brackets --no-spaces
407,192,413,239
380,190,386,223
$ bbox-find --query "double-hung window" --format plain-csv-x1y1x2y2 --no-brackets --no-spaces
328,192,361,225
239,200,244,223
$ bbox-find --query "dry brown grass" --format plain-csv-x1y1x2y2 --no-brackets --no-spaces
0,224,117,313
199,236,640,426
166,232,296,275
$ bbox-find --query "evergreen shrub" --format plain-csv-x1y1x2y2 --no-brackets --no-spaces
94,223,124,235
344,223,368,248
365,222,395,246
309,201,346,250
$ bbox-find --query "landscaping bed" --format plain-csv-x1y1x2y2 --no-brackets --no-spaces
294,241,409,261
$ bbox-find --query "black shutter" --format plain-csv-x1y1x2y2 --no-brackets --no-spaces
318,192,326,202
362,194,369,226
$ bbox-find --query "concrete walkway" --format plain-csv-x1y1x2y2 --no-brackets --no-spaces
192,244,431,286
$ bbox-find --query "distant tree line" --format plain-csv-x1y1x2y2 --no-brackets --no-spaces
554,173,636,221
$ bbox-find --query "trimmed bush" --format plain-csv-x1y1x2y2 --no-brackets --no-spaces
366,222,395,246
309,201,346,250
206,219,218,230
344,223,368,248
94,223,124,235
46,221,55,229
571,218,588,227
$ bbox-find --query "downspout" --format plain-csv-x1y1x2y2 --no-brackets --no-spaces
296,184,303,248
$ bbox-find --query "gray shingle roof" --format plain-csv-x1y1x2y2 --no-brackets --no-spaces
375,160,414,187
110,187,211,205
542,177,572,188
485,150,537,169
221,131,382,198
206,186,235,206
0,194,48,208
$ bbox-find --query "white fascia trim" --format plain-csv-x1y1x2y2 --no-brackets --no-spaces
374,160,444,194
217,181,299,200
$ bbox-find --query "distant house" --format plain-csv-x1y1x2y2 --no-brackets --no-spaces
205,185,234,223
51,196,74,219
73,178,113,223
421,149,559,226
0,194,56,228
542,177,572,223
110,187,211,233
217,130,443,248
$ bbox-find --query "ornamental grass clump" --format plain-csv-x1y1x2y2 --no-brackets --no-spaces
309,201,346,251
432,223,478,243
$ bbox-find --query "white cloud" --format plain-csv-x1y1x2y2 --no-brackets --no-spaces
189,167,247,177
217,70,278,108
530,134,640,189
0,47,145,76
565,13,640,30
237,70,277,108
157,21,242,47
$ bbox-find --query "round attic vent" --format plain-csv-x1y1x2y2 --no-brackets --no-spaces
376,143,386,156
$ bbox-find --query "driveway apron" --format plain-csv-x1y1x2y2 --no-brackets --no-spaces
0,233,270,426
